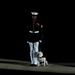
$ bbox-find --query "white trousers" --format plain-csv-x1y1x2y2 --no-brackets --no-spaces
28,42,39,65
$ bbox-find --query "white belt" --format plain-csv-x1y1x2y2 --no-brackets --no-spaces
29,31,39,33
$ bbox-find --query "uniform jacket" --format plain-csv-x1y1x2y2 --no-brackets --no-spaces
26,20,43,42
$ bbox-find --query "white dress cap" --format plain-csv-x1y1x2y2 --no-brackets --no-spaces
31,12,38,15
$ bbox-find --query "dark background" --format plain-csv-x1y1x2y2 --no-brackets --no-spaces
0,1,75,63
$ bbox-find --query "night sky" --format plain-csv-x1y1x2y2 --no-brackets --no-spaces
0,1,75,63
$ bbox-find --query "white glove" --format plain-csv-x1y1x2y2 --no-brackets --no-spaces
39,40,42,43
27,41,29,43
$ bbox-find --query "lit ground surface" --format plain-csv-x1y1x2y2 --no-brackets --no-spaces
0,58,75,74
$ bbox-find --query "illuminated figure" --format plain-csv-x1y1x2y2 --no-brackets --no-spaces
26,12,43,66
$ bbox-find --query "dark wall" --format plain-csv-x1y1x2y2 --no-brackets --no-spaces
0,2,75,63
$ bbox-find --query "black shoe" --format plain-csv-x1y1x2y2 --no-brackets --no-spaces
32,64,37,67
30,64,34,66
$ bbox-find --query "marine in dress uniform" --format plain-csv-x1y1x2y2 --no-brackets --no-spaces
26,12,43,66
